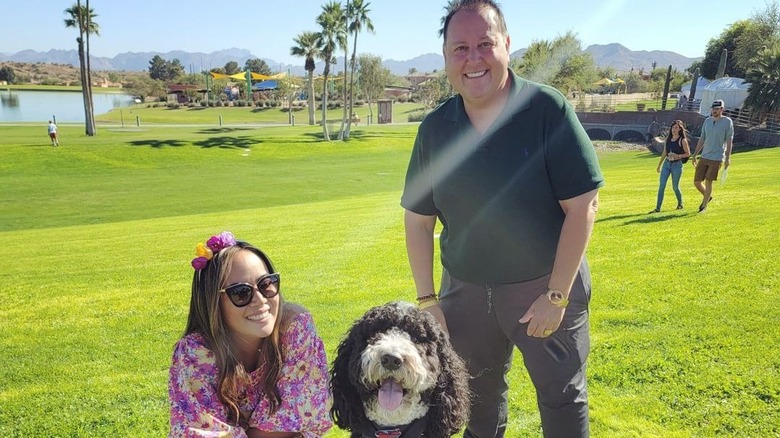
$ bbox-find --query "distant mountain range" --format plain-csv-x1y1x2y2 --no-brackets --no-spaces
0,43,698,76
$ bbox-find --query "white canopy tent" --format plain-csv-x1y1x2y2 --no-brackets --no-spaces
680,77,710,98
696,77,751,116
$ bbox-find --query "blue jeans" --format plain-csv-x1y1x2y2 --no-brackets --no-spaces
656,160,683,210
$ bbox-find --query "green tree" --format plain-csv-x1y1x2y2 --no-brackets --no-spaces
167,59,185,80
516,32,597,95
148,55,168,80
623,71,648,94
276,75,305,124
245,58,272,75
416,73,451,108
744,42,780,119
125,75,166,102
224,61,240,75
0,65,15,83
699,20,751,79
357,53,390,122
344,0,375,139
64,1,99,136
316,1,343,141
735,1,780,74
291,31,322,125
148,56,184,82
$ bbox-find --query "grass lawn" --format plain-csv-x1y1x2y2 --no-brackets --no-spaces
94,102,425,126
0,122,778,437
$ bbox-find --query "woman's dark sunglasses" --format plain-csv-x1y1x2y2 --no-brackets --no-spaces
219,273,280,307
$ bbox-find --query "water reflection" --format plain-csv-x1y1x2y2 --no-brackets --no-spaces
0,89,135,122
1,92,19,108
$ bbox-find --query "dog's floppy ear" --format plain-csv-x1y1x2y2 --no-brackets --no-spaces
330,323,368,432
425,323,471,437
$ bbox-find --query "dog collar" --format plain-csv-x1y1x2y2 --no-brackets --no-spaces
375,429,402,438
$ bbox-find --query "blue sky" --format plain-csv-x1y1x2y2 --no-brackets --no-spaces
0,0,767,65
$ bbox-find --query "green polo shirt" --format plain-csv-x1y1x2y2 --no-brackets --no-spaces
401,70,604,283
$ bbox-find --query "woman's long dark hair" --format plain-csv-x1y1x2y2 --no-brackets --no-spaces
185,241,286,423
666,119,688,143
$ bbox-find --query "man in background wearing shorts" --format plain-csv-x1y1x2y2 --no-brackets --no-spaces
47,120,60,146
691,99,733,213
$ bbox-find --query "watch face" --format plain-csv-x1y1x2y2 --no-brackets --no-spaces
548,290,564,302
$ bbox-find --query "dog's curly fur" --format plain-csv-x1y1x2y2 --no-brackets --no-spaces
331,302,470,438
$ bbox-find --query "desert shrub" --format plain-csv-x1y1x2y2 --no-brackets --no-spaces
407,109,428,122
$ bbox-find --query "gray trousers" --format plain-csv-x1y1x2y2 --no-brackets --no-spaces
439,262,591,438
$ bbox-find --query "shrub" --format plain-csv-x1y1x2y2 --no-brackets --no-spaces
407,109,428,122
167,103,180,109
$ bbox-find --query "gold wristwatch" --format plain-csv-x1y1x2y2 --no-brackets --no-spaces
545,289,569,308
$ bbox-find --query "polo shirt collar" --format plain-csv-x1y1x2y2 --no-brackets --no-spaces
444,69,530,123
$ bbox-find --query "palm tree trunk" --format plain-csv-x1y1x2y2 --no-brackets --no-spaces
307,71,315,125
77,40,91,135
85,0,96,135
345,33,359,139
338,49,348,140
322,68,330,141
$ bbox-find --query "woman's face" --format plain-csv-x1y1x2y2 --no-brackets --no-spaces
220,249,279,346
672,123,682,134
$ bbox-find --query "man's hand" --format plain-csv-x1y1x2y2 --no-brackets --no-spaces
518,294,565,338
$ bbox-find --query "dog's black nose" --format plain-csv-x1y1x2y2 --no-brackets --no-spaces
381,353,402,371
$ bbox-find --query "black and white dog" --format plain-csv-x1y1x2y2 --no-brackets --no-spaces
330,302,470,438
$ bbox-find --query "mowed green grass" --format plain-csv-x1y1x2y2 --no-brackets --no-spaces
94,101,425,125
0,123,778,437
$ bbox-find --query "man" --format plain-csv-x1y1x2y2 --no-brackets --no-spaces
691,99,733,212
400,1,604,437
47,120,59,146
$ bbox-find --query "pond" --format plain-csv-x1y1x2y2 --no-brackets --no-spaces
0,89,136,123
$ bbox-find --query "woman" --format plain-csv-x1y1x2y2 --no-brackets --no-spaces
169,231,332,437
649,120,691,213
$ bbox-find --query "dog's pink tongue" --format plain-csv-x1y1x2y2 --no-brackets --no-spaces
378,378,403,411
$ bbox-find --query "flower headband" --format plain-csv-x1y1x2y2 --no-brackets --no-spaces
191,231,238,270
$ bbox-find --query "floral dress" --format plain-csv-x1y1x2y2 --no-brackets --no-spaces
168,312,332,437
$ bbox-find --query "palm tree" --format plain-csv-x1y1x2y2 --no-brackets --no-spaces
64,1,99,136
344,0,375,139
316,1,344,141
291,32,322,126
744,42,780,126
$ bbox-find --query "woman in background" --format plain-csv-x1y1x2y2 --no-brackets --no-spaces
650,120,691,213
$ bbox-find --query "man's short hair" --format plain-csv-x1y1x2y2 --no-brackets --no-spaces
711,99,725,109
439,0,507,41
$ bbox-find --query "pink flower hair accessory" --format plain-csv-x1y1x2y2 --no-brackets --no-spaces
191,231,238,270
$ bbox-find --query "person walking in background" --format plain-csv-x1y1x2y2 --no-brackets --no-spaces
649,120,691,213
47,120,59,146
691,100,733,213
169,231,332,437
401,1,604,436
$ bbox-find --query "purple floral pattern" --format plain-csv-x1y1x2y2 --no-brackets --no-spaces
168,312,332,437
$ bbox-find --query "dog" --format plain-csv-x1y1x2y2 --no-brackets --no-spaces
331,301,470,438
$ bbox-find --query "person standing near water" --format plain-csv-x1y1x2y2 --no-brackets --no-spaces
47,120,59,146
